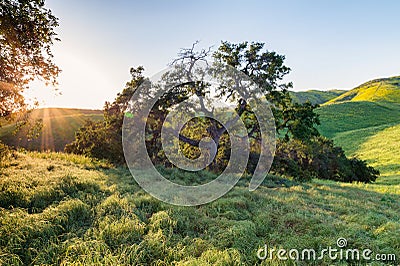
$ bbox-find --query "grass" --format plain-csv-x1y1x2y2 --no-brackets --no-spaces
0,108,103,152
317,99,400,182
0,151,398,265
316,101,400,139
356,124,400,176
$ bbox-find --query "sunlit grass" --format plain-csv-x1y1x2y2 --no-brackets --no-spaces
357,124,400,169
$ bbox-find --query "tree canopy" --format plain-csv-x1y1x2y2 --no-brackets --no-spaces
0,0,60,119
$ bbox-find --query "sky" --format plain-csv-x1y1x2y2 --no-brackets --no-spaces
27,0,400,109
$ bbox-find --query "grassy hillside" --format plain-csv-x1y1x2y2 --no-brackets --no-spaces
357,124,400,176
317,101,400,139
0,108,103,151
0,151,398,265
327,76,400,104
317,100,400,183
289,89,345,105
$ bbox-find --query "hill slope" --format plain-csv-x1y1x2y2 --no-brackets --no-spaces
0,108,103,151
289,89,345,105
317,101,400,139
327,76,400,104
317,100,400,183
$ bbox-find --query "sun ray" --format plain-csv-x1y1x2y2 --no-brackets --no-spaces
40,108,55,151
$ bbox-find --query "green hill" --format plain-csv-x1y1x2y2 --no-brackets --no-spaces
317,101,400,139
0,108,103,151
317,76,400,168
317,101,400,181
289,89,346,105
316,76,400,184
327,76,400,104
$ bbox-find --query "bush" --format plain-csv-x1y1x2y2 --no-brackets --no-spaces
64,120,124,164
271,136,379,183
347,158,380,183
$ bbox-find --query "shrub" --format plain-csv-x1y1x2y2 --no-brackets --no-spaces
64,120,124,164
271,136,379,183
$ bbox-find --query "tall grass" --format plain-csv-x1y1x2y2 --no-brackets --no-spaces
0,151,398,265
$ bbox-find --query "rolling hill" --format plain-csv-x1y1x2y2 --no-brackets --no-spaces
290,89,346,105
316,76,400,181
317,101,400,176
326,76,400,104
317,101,400,139
0,108,103,151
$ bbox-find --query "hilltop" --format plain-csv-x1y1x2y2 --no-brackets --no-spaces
290,89,346,105
316,76,400,180
290,76,400,106
326,76,400,104
0,108,103,151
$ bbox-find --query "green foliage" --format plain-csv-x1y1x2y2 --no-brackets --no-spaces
0,151,398,265
64,119,124,164
272,137,379,183
0,0,60,119
214,41,321,142
279,101,321,141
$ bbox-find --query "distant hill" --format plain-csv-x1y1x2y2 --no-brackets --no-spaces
0,108,103,151
326,76,400,104
289,89,346,105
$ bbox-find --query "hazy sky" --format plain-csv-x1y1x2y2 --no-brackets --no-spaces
27,0,400,109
